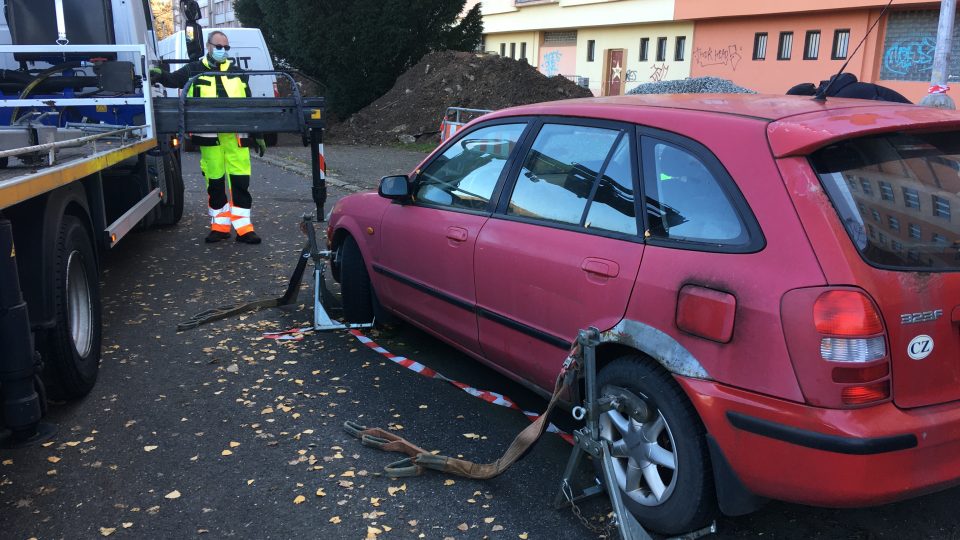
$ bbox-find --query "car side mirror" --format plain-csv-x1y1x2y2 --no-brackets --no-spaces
378,175,411,200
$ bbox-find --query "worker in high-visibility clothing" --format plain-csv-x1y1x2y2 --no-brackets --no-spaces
151,31,266,244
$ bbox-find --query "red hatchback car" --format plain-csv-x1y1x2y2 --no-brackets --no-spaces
327,94,960,534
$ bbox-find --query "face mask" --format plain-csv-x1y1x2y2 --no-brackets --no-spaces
210,48,228,62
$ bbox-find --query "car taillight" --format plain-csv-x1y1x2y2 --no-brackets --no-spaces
781,287,892,408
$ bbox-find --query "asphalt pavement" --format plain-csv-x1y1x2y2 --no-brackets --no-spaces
3,142,960,539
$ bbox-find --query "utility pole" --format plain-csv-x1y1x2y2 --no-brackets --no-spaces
921,0,957,109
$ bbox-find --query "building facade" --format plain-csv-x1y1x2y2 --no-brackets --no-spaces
172,0,241,30
481,0,954,103
479,0,693,96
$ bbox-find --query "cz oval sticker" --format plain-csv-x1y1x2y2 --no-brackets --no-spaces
907,335,934,360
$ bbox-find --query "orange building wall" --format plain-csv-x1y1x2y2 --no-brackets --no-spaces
676,0,936,20
691,10,901,97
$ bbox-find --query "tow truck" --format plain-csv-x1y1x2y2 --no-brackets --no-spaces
0,0,326,445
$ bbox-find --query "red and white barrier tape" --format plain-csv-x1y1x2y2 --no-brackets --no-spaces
929,84,951,94
347,329,574,444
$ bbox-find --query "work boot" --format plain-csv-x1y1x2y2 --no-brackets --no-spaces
205,230,231,243
236,231,262,244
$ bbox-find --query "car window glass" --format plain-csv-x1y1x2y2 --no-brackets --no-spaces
507,124,620,225
645,142,745,243
584,137,637,235
416,123,525,210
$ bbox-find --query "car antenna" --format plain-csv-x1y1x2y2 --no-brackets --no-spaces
814,0,895,101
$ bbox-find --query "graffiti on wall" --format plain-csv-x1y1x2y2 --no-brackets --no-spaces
650,63,670,82
883,38,936,76
692,44,743,71
542,51,562,76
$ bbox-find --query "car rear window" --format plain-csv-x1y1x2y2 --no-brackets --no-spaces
810,132,960,270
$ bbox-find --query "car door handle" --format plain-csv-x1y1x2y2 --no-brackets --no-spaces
581,258,619,278
446,226,468,243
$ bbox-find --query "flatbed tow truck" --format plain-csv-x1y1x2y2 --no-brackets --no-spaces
0,0,325,445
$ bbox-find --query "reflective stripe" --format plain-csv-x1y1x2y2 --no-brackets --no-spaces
231,206,251,218
231,217,251,229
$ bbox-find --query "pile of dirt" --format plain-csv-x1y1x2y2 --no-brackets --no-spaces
328,50,593,145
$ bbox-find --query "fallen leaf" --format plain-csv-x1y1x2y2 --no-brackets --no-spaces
484,517,495,524
457,523,469,531
387,483,406,496
370,497,380,507
341,470,355,478
316,487,326,497
519,533,529,539
229,441,241,448
1,459,12,466
47,456,61,463
164,490,181,500
329,516,341,524
408,520,418,527
65,441,80,447
293,495,306,505
247,479,255,486
444,479,455,486
338,480,354,488
366,526,383,538
221,450,233,456
143,446,158,452
99,527,116,536
122,523,133,529
463,433,481,440
492,524,504,531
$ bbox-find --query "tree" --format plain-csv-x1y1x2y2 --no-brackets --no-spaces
234,0,483,118
150,0,175,41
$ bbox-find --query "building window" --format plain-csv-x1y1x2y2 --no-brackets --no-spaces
903,187,920,209
892,240,903,252
804,30,820,60
656,37,668,62
888,215,900,232
510,42,516,59
778,32,793,60
879,181,894,201
639,38,649,61
860,178,873,196
933,195,951,219
871,209,881,223
909,223,921,239
753,33,768,60
500,43,506,56
933,233,948,245
587,40,596,62
833,29,851,60
520,42,527,61
675,36,686,61
544,31,578,46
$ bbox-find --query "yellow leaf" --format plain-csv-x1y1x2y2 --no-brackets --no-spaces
293,495,306,505
329,516,341,524
221,450,233,456
383,526,392,532
1,459,12,466
164,490,181,500
484,517,495,524
229,441,241,448
83,437,95,443
519,533,529,539
261,407,274,414
47,456,61,463
457,523,469,531
492,525,504,531
316,488,326,497
408,520,418,526
366,526,383,538
99,527,116,536
341,470,355,477
370,497,380,507
121,523,133,529
65,441,80,447
338,480,354,488
387,483,407,496
462,433,481,440
443,479,455,486
247,479,255,486
143,446,158,452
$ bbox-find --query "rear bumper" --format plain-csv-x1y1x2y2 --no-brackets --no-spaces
680,377,960,507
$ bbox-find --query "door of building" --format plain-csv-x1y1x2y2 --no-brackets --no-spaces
603,49,625,96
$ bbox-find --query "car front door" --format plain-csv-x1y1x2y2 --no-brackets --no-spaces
474,120,645,389
377,122,529,356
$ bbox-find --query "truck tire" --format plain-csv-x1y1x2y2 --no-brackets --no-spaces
339,236,374,324
595,356,718,535
156,153,184,227
39,215,101,400
263,133,278,147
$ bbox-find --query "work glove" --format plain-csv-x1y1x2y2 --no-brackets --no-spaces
255,138,267,158
149,67,163,77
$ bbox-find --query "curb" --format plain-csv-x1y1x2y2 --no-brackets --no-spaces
252,153,369,193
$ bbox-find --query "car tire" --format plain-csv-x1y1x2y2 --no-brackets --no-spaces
595,356,718,536
156,153,184,227
339,235,374,324
39,215,101,400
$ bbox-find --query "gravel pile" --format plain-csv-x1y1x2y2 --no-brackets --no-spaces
627,76,756,95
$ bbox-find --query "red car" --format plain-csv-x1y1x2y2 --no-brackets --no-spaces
327,94,960,535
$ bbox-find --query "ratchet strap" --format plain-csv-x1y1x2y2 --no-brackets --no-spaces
345,358,577,480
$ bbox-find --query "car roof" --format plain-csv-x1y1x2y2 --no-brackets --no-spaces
483,94,960,158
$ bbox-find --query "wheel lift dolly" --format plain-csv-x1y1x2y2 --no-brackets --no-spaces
555,328,716,540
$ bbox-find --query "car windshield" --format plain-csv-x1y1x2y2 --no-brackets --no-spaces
810,132,960,271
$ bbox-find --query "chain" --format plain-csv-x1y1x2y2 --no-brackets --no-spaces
562,480,619,538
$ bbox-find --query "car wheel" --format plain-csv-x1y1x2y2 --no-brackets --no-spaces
339,235,374,324
596,356,718,535
39,215,101,400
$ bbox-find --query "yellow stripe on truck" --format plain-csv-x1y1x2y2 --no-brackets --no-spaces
0,139,157,210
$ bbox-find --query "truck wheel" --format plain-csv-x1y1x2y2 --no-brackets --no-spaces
39,215,101,400
263,133,278,147
156,153,184,226
596,356,718,535
339,236,374,324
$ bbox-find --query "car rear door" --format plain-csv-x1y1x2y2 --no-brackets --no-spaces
474,120,644,389
376,122,529,356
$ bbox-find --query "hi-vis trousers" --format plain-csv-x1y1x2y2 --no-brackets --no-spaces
199,133,255,236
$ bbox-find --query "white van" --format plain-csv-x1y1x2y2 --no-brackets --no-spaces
157,28,278,144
